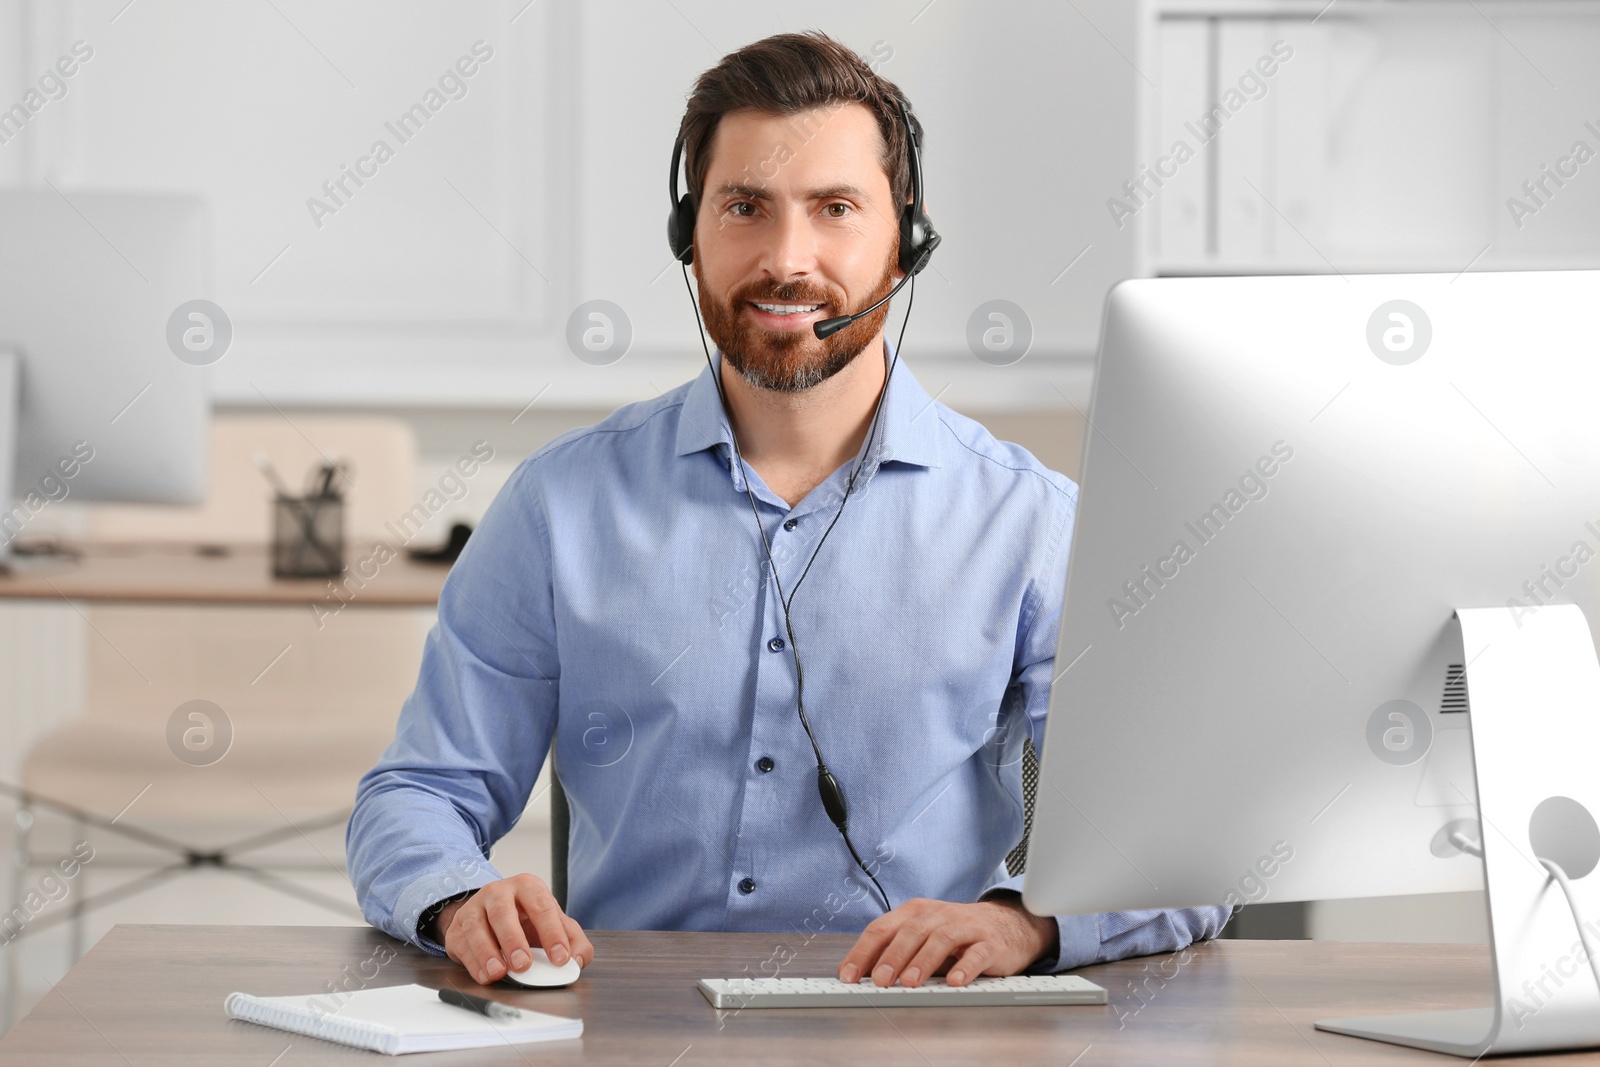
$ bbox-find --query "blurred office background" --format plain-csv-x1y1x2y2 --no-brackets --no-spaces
2,0,1598,1034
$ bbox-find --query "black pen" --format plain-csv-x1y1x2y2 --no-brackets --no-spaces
438,988,523,1021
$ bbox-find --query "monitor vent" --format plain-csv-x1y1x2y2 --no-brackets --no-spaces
1441,663,1470,713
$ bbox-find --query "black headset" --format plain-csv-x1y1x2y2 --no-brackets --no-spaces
669,96,940,281
668,94,939,913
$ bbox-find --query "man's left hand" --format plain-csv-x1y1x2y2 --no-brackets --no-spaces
837,896,1057,988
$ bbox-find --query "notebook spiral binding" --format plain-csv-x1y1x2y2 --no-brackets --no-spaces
225,991,401,1055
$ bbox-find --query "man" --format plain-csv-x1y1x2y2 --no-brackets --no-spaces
348,30,1229,991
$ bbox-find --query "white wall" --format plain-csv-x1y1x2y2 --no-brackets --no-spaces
0,0,1137,411
5,0,1599,414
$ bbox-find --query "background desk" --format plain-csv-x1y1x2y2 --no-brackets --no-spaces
0,925,1588,1066
0,543,448,606
0,545,448,1029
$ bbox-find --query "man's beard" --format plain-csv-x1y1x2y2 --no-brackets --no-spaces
695,247,898,393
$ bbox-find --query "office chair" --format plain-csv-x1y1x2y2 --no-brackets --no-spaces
546,738,1039,911
1005,737,1039,878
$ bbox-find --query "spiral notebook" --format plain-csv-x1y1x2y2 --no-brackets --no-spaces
224,983,583,1055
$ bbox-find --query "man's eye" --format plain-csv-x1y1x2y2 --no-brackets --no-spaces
824,203,849,218
729,202,756,217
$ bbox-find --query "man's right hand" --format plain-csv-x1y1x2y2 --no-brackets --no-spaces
435,873,595,985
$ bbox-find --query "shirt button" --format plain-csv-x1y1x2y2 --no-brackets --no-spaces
768,637,785,652
783,518,798,531
756,756,774,773
738,877,757,894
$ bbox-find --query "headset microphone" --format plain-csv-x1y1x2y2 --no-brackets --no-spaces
812,266,918,340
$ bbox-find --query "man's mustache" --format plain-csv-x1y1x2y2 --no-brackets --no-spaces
736,285,835,306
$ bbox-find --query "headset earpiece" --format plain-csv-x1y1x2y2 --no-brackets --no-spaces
898,204,936,277
667,133,696,265
894,97,940,278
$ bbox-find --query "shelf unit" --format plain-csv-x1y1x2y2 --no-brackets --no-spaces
1138,0,1600,277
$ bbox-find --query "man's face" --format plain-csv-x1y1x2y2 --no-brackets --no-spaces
692,103,902,393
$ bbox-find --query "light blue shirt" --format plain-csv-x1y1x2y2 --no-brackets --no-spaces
347,339,1230,970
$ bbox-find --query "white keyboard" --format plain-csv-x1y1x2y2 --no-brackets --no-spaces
698,974,1107,1009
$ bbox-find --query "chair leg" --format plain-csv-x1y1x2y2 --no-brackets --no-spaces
68,816,84,964
4,801,35,1034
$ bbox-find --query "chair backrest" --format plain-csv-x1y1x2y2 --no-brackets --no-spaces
1006,738,1038,877
550,771,570,910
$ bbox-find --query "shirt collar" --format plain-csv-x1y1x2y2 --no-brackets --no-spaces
673,336,944,472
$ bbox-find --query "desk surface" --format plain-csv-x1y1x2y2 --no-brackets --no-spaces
0,543,447,606
1,925,1591,1066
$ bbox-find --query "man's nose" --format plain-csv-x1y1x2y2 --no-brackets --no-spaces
759,204,818,281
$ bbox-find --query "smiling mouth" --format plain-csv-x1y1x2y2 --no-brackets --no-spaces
748,301,826,317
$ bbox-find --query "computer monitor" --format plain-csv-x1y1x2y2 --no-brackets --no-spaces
0,190,211,563
1023,269,1600,1057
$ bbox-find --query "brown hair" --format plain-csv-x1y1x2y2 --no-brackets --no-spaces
676,31,918,217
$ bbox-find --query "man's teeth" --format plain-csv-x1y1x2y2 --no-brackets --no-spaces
753,302,824,316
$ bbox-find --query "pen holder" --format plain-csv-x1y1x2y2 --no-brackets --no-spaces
271,493,345,578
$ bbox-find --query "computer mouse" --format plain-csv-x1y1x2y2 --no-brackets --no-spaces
502,947,582,988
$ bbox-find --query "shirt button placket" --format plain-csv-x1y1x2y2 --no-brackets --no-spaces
738,536,789,914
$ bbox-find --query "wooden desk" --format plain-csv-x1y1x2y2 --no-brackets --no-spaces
1,925,1592,1065
0,543,447,606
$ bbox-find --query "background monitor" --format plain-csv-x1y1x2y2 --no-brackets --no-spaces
0,190,210,561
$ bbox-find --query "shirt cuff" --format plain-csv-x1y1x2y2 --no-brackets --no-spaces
394,859,503,956
1049,911,1102,971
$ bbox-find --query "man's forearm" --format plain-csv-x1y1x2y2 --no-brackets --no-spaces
977,889,1060,969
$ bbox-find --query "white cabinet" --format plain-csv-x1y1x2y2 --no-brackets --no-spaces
1144,1,1600,276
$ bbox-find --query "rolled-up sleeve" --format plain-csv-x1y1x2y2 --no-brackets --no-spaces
346,458,560,954
983,876,1233,972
